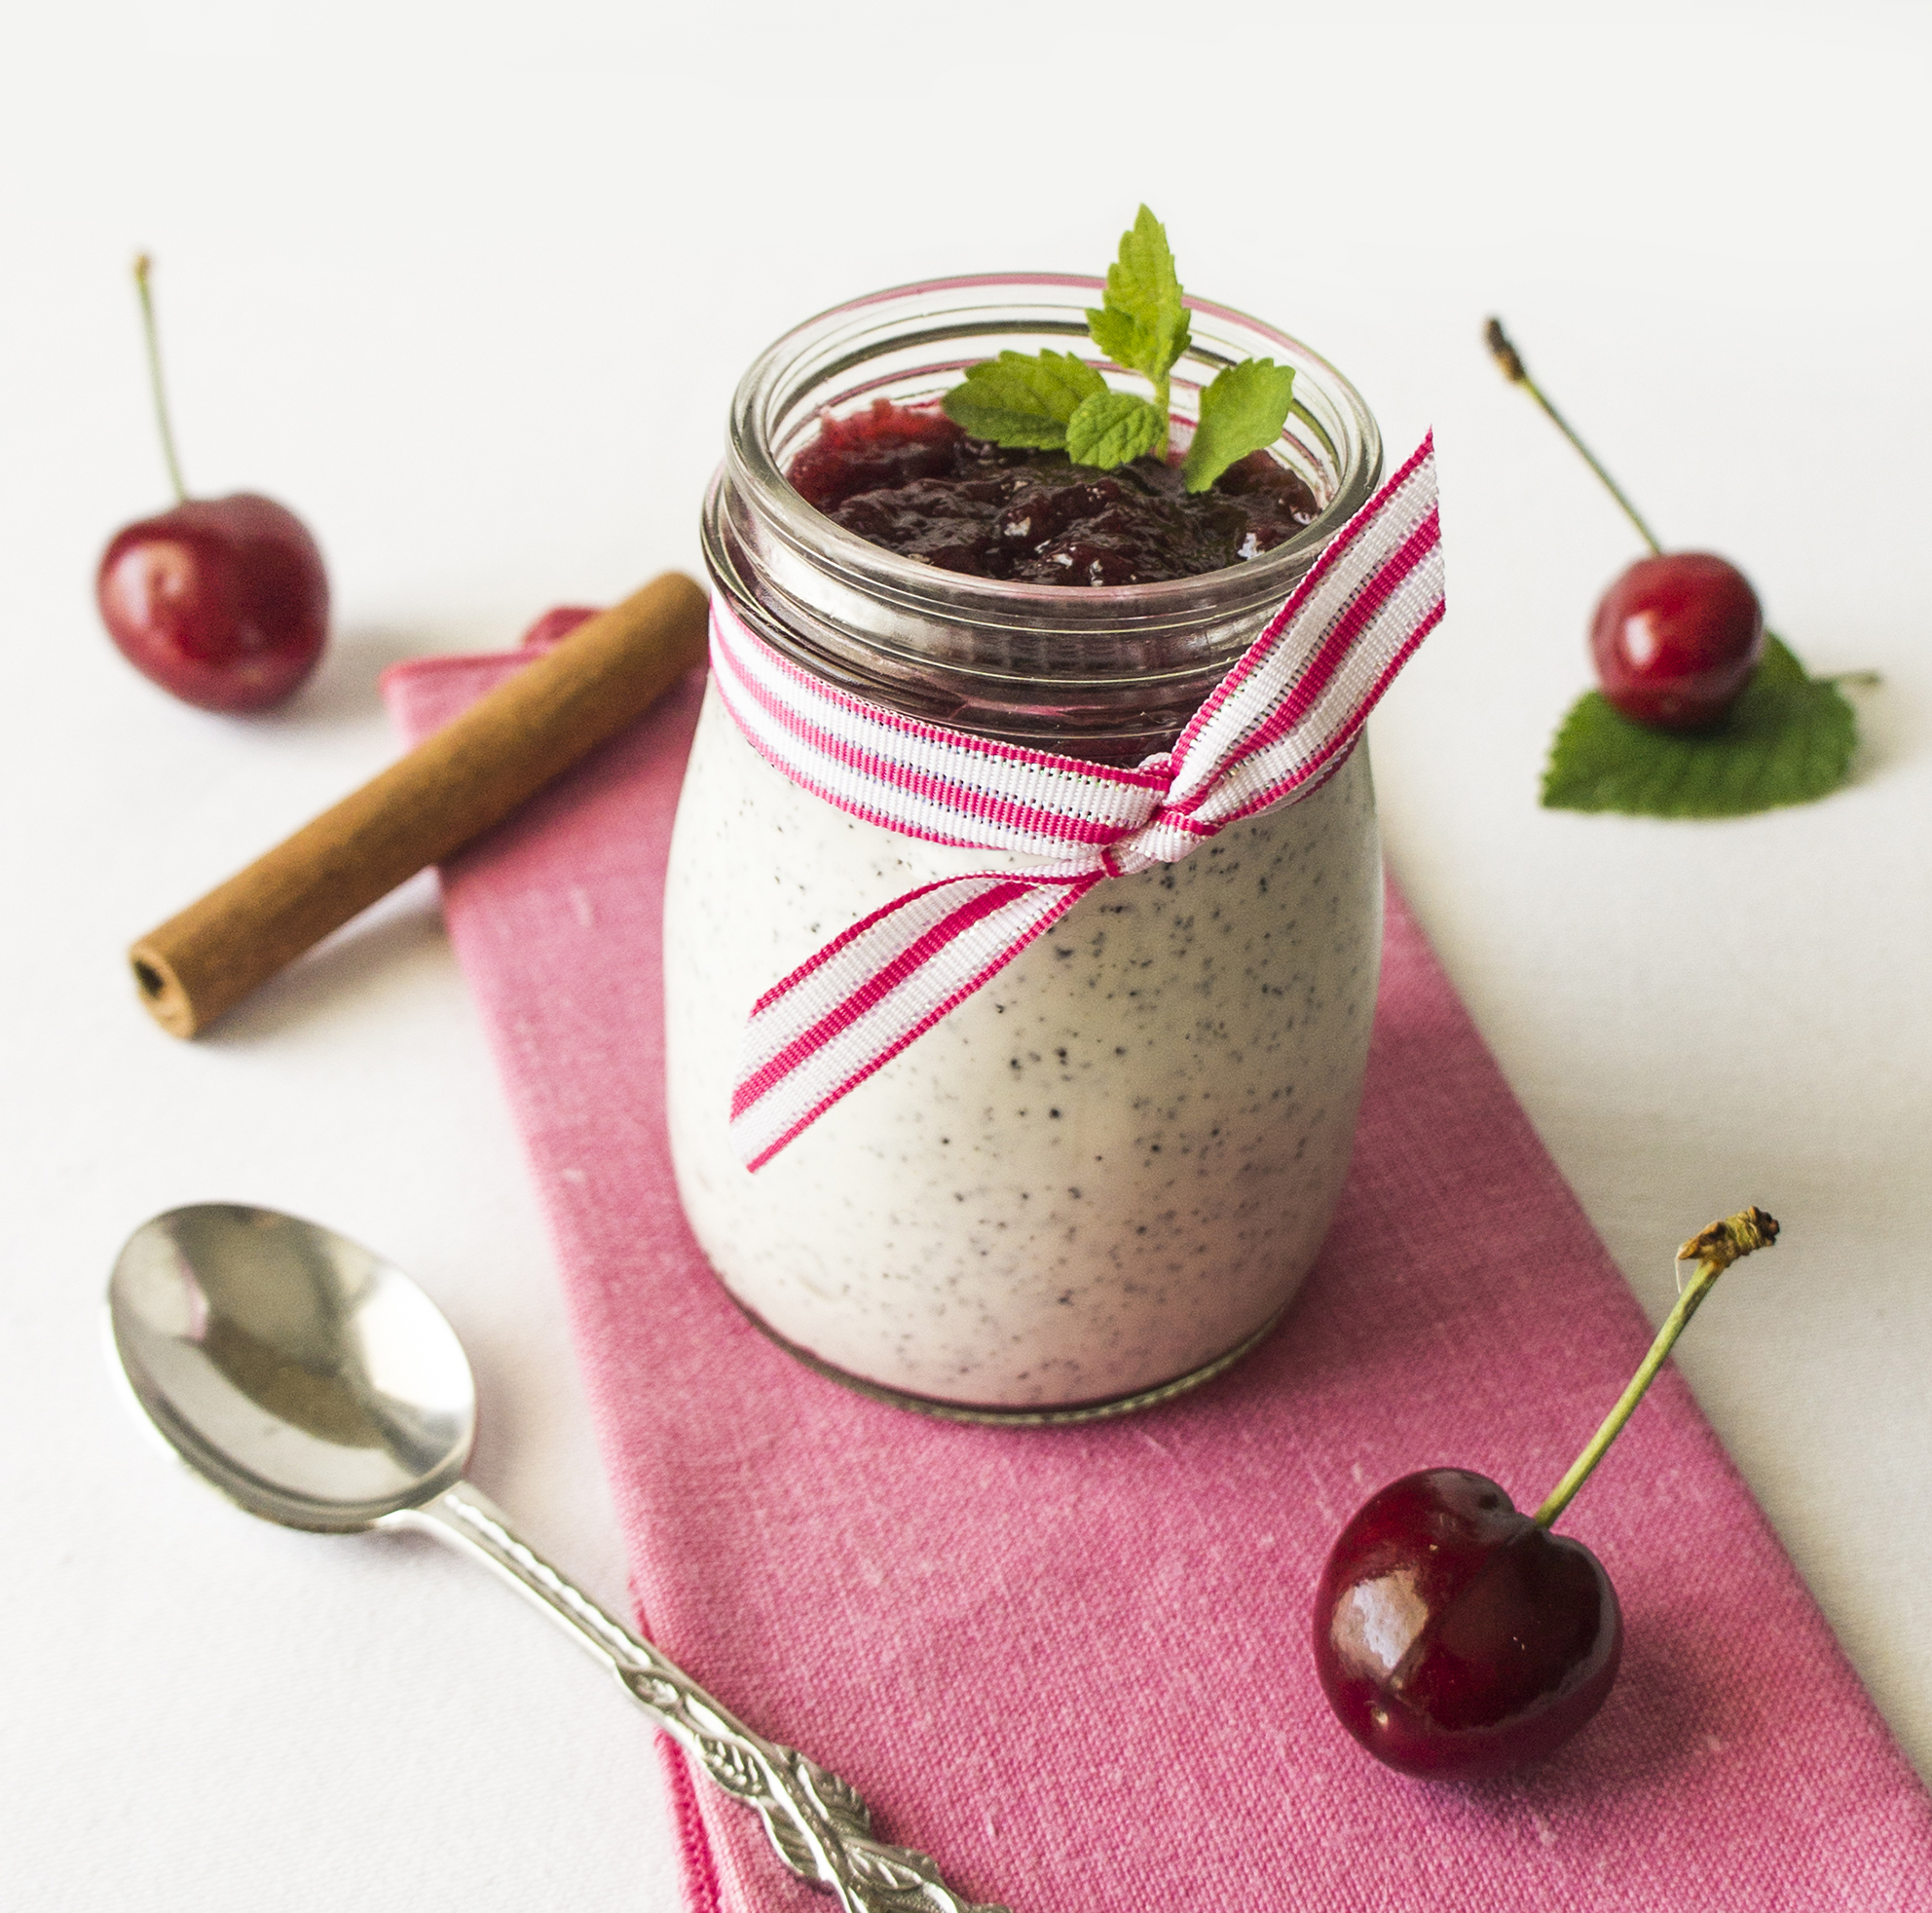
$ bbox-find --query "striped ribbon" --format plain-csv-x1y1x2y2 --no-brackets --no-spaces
712,432,1445,1171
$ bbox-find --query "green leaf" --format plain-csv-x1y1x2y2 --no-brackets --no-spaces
1541,636,1858,818
1085,206,1190,390
1064,391,1166,469
1181,357,1296,493
941,349,1107,448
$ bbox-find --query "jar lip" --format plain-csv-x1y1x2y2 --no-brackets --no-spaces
726,272,1382,619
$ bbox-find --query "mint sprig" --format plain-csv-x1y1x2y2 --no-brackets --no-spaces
940,206,1296,494
1542,637,1859,818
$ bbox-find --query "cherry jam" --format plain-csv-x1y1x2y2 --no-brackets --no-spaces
787,399,1319,587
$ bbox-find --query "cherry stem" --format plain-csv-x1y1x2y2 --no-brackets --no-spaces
1534,1207,1779,1529
132,254,189,505
1485,319,1664,558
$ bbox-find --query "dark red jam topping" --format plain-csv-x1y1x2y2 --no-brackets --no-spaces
786,399,1319,587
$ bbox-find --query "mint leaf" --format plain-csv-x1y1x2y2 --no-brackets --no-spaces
1065,391,1165,469
941,349,1106,448
1181,357,1296,493
1085,206,1190,402
1542,637,1858,818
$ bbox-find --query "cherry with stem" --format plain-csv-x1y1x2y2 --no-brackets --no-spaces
96,254,330,713
1486,318,1776,731
1313,1206,1780,1780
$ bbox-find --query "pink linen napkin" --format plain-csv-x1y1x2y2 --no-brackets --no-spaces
386,634,1932,1912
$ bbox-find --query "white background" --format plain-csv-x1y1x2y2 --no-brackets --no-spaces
3,4,1927,1906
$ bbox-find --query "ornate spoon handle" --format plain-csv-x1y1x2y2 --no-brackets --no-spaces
402,1482,1007,1913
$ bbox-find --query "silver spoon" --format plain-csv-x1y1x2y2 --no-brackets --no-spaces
108,1203,1003,1913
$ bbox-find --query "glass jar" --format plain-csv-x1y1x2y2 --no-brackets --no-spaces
664,276,1384,1422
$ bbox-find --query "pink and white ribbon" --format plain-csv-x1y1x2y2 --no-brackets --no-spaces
712,432,1445,1171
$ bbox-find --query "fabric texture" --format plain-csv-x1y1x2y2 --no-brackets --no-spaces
385,642,1932,1913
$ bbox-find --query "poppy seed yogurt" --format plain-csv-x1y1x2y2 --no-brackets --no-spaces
662,683,1382,1412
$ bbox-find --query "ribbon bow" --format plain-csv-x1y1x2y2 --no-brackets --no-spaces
713,432,1444,1170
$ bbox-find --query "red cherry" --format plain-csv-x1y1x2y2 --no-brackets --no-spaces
1312,1469,1622,1779
96,495,328,712
1314,1209,1778,1782
95,255,328,713
1590,551,1764,732
1484,325,1797,736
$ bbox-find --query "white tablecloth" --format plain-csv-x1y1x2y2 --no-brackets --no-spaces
4,6,1926,1905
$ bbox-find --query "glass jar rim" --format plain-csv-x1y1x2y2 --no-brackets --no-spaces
725,272,1383,625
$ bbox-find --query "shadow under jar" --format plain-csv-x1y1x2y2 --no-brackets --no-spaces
664,275,1385,1422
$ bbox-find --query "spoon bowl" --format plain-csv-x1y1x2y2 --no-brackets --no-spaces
108,1203,475,1531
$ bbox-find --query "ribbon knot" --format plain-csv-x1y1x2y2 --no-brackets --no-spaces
711,433,1445,1171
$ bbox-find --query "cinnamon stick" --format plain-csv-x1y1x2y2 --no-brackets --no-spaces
130,570,709,1037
